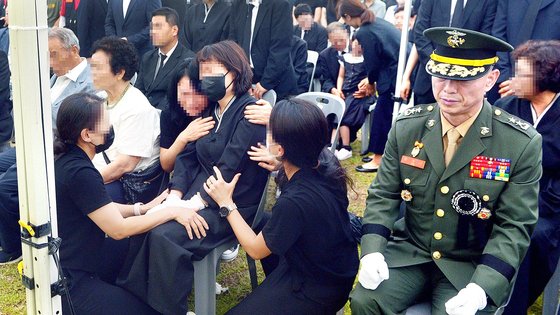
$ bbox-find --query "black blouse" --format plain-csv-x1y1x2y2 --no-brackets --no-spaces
55,145,112,273
170,93,268,211
262,167,359,300
181,1,231,53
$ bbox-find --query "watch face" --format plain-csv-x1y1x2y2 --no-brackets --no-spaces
219,206,229,218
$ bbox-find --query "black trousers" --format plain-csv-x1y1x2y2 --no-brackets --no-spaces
0,148,19,254
117,205,257,315
62,269,159,315
227,261,350,315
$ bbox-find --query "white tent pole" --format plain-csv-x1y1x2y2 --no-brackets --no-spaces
9,0,61,314
392,0,413,124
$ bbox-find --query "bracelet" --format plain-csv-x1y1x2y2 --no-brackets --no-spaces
133,202,144,216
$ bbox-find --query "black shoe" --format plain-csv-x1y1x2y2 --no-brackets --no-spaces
355,164,378,173
361,157,372,163
0,250,22,265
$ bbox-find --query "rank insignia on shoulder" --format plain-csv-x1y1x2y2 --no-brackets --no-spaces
507,116,530,130
451,189,481,216
401,190,413,202
404,107,423,116
469,155,510,182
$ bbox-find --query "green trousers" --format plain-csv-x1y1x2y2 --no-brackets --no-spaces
349,262,497,315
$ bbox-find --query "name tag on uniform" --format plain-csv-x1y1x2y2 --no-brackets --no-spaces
401,155,426,169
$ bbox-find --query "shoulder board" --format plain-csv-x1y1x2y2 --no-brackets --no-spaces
492,106,538,138
396,104,436,121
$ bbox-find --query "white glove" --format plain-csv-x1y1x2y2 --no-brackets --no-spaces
146,194,192,214
445,283,487,315
357,252,389,290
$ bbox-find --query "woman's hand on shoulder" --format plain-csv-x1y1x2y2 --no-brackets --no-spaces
248,143,281,172
178,117,215,144
244,99,272,126
203,166,240,207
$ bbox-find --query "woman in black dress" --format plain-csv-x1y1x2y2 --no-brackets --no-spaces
181,0,230,53
53,93,207,314
204,98,360,314
117,40,269,315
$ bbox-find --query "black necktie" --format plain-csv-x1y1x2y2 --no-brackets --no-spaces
154,53,167,80
242,4,254,57
450,0,464,27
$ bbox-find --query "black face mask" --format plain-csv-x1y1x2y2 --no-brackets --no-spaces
94,127,114,154
200,71,233,102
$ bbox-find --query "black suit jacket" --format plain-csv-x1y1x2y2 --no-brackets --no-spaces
292,36,309,94
180,1,230,53
105,0,162,57
413,0,496,94
135,43,195,110
317,46,340,93
293,22,328,52
492,0,560,82
77,0,108,58
229,0,297,99
356,19,400,95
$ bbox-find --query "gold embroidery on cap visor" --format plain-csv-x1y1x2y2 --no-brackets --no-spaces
426,59,488,79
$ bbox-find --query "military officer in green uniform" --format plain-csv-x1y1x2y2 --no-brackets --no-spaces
350,27,542,315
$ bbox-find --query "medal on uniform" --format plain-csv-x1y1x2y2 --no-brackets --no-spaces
451,189,482,216
477,208,492,220
401,190,413,202
469,156,511,181
411,141,424,157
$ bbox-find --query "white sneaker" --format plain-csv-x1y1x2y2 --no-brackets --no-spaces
336,148,352,161
215,282,229,295
220,244,239,262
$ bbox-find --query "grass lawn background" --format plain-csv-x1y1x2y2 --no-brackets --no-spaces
0,142,544,314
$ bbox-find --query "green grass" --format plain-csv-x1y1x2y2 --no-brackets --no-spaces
0,141,546,314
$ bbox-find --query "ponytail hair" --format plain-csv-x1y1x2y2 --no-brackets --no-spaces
338,0,375,25
53,93,105,159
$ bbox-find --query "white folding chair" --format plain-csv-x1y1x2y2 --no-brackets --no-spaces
295,92,345,153
261,89,277,107
306,50,319,92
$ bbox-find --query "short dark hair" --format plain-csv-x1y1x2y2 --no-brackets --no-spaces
197,40,253,96
294,4,313,18
167,58,205,123
152,7,180,27
54,93,104,158
91,37,138,81
512,40,560,93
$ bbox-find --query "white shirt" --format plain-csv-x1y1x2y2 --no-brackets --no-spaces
123,0,131,18
93,86,161,173
531,93,559,128
159,41,178,67
449,0,468,25
248,1,260,67
51,58,88,104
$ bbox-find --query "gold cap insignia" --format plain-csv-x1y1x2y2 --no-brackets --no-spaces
446,30,466,48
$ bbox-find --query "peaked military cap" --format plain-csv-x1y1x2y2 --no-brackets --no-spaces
424,27,514,80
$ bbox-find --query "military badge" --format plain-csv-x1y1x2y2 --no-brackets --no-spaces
477,208,492,220
411,141,424,157
446,30,466,48
469,155,511,181
401,190,413,202
480,127,490,135
451,189,482,216
427,119,435,127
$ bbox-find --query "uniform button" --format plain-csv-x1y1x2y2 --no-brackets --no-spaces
436,209,445,217
495,109,502,116
434,232,443,240
427,105,434,112
483,195,490,202
432,251,442,260
440,186,449,194
404,178,411,185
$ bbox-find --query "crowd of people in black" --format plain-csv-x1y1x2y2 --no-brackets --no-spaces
0,0,559,314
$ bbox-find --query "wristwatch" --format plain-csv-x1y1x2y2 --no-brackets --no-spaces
219,204,237,218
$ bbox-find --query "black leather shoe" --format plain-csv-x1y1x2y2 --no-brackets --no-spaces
355,164,378,173
361,156,372,163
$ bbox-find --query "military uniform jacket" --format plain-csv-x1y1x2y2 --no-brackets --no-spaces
361,101,542,306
